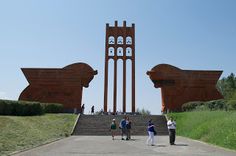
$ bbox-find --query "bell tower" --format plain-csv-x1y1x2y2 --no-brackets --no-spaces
103,21,135,113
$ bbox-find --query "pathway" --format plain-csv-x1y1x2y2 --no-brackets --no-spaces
13,136,236,156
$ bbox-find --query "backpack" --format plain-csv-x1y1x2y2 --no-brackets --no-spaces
120,119,126,128
111,122,116,129
126,122,131,129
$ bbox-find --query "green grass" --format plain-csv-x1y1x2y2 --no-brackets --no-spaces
168,111,236,150
0,114,77,155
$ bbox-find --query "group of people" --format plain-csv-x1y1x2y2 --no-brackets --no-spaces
81,104,95,115
146,116,176,146
110,116,176,146
110,116,132,140
82,104,176,145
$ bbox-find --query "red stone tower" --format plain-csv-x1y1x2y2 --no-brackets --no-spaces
103,21,135,113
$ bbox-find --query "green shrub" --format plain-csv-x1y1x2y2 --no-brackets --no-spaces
0,99,64,116
205,99,226,111
194,104,209,111
182,99,227,112
0,99,43,116
182,101,204,111
230,91,236,100
136,108,151,115
41,103,63,113
0,100,13,115
226,100,236,110
17,101,43,116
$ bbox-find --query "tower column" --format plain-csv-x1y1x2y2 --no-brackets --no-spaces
132,59,135,112
103,24,109,113
113,59,117,113
123,59,126,112
132,23,135,113
104,58,108,112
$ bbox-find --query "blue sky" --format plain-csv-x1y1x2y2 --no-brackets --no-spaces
0,0,235,114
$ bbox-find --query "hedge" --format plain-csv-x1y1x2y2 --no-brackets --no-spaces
226,100,236,110
41,103,63,113
0,100,43,116
182,101,204,111
182,99,236,112
0,99,63,116
204,99,227,110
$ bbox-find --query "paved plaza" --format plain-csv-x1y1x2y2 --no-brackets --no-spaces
13,136,236,156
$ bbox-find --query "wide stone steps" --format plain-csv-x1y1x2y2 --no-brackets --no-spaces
72,115,169,136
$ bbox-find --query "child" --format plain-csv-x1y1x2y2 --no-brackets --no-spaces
110,119,117,140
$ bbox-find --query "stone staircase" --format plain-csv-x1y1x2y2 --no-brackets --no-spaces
72,114,168,136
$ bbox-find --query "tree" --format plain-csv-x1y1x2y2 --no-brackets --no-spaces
217,73,236,100
136,108,151,115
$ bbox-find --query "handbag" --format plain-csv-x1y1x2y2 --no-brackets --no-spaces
154,130,157,135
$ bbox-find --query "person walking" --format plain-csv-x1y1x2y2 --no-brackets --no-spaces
146,119,155,146
126,117,132,140
167,117,176,145
110,119,117,140
91,105,94,115
119,116,127,140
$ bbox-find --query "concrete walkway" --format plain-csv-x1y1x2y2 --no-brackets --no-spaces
13,136,236,156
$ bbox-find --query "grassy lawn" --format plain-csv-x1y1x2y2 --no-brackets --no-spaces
0,114,77,156
168,111,236,150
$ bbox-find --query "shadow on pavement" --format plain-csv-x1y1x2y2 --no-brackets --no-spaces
157,145,167,147
174,144,188,146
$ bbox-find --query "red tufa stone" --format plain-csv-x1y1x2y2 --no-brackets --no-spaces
19,63,97,113
104,21,136,113
147,64,223,113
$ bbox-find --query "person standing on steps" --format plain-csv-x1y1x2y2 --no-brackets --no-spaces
167,117,176,145
146,119,155,146
81,104,85,114
110,119,117,140
91,105,94,115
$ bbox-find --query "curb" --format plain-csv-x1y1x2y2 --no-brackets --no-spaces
177,136,236,153
71,113,81,135
10,137,69,155
11,114,79,155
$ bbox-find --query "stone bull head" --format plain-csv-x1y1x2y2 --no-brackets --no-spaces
19,62,97,113
147,64,223,113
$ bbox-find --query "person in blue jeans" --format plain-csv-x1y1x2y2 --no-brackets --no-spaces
146,119,155,146
119,116,127,140
126,117,131,140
